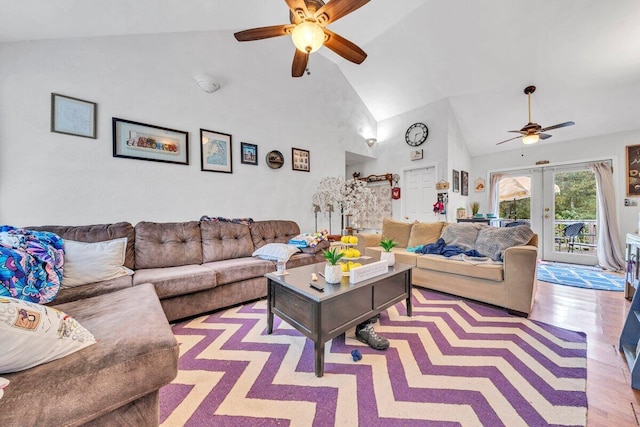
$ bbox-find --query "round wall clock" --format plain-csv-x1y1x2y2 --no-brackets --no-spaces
266,150,284,169
405,122,428,146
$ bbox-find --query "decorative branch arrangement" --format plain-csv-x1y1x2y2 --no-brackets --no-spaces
312,176,377,228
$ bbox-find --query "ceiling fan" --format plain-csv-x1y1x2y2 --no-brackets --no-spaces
496,86,575,145
233,0,369,77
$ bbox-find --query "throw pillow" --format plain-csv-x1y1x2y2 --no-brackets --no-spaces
475,225,535,261
62,238,134,288
252,243,300,261
440,223,486,251
0,377,8,400
381,218,412,248
407,222,445,247
0,296,96,374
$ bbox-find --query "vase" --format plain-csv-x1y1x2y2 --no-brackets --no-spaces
380,251,395,267
324,264,343,284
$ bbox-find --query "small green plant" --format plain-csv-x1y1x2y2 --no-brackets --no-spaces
379,237,398,252
323,247,345,265
470,201,480,215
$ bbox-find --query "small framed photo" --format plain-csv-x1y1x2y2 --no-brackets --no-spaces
201,129,232,173
475,177,485,192
51,93,97,139
627,144,640,196
410,149,423,161
452,170,460,193
292,148,310,172
112,118,188,165
241,142,258,165
461,170,469,196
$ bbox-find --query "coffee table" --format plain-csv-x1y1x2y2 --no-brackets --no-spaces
265,262,412,377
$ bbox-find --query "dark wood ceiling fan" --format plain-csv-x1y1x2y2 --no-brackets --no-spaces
496,86,575,145
234,0,369,77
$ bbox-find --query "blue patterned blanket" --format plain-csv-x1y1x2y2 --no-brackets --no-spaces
0,225,64,303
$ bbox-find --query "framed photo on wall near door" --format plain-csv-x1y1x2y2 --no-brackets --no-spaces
626,144,640,196
452,170,460,192
461,170,469,196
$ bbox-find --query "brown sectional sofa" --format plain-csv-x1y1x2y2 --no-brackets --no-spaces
356,218,538,316
0,218,325,426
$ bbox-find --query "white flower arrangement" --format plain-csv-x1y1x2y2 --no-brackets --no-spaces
312,176,377,227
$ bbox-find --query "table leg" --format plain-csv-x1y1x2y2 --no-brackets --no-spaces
315,341,325,377
267,279,274,334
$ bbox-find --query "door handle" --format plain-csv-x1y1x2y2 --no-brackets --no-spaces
544,214,550,219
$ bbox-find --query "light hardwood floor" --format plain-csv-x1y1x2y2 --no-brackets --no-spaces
529,279,640,426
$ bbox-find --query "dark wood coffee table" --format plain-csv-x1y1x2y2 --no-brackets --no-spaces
265,262,412,377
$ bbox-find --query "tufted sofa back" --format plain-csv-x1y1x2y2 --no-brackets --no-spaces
28,222,136,270
200,220,254,262
134,221,202,269
250,220,300,250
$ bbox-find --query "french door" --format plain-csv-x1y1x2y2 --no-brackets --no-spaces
403,166,436,223
495,162,598,265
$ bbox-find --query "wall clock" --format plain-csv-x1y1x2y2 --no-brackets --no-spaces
405,122,428,146
266,150,284,169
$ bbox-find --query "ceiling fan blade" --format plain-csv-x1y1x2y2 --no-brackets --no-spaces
285,0,311,23
323,29,367,64
315,0,370,26
234,24,294,42
496,135,523,145
540,121,575,132
292,49,309,77
508,130,526,134
539,133,552,140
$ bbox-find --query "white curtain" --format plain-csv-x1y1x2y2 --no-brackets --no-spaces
489,173,505,216
589,162,625,271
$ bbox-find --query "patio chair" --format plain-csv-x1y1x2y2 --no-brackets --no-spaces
555,222,585,252
505,220,529,227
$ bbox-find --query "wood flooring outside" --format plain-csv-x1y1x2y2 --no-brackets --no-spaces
530,279,640,426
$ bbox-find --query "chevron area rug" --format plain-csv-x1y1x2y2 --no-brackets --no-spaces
159,288,587,426
537,262,624,291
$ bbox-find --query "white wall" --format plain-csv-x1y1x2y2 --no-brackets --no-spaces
346,98,472,225
0,31,376,232
470,130,640,249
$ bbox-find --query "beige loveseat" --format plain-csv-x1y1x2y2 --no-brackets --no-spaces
0,218,325,426
356,218,538,316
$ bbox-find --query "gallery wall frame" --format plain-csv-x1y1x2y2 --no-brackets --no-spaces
292,147,310,172
452,169,460,192
241,142,258,165
200,129,232,173
626,144,640,196
112,117,188,165
461,170,469,196
266,150,284,169
51,93,97,139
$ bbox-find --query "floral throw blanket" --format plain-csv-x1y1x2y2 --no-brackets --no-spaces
0,225,64,304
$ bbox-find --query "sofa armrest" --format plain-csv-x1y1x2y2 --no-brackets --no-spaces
353,232,382,254
503,245,539,314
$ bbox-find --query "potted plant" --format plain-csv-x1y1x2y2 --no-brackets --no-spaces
323,247,344,284
470,201,480,217
379,237,398,266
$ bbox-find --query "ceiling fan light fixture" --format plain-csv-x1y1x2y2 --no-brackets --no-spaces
522,134,540,145
291,21,325,53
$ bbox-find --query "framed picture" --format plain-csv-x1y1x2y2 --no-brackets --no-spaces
241,142,258,165
200,129,232,173
292,148,310,172
51,93,97,139
461,170,469,196
452,169,460,193
410,149,423,161
475,177,486,192
627,145,640,196
266,150,284,169
112,118,188,165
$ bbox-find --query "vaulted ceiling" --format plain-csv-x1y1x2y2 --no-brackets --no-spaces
3,0,640,157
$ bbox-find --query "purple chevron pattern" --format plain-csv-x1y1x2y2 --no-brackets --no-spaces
160,288,587,426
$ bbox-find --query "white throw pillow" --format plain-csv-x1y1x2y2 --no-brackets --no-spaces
252,243,300,261
62,238,133,288
0,377,8,400
0,297,96,374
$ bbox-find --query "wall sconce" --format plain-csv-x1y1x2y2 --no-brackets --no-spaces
194,74,221,93
366,138,377,147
